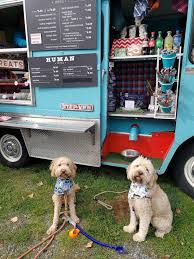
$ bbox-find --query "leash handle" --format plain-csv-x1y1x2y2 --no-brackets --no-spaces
93,190,128,211
97,200,113,210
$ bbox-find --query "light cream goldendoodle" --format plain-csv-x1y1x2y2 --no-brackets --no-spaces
123,156,173,242
47,156,80,235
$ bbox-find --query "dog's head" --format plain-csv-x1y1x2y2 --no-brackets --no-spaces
126,156,158,188
49,156,77,179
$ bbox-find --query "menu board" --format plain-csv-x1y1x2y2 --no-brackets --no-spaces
28,54,97,87
25,0,96,51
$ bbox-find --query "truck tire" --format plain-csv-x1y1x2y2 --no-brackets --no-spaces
0,131,29,168
173,143,194,198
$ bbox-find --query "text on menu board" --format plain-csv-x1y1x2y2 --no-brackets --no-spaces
25,0,96,51
28,54,97,87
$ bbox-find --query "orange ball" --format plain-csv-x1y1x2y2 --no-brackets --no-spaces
68,228,80,239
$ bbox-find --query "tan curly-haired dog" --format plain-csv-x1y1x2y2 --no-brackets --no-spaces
47,156,80,235
123,156,173,242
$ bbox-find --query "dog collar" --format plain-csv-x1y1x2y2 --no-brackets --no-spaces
54,178,73,196
128,182,149,199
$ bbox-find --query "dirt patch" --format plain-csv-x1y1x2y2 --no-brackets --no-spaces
110,193,129,223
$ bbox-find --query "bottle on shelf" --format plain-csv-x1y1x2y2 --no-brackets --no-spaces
164,31,173,50
156,31,163,53
149,32,156,55
173,30,182,53
142,32,149,55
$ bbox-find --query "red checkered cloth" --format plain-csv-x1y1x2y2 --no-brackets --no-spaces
113,61,156,96
172,0,188,14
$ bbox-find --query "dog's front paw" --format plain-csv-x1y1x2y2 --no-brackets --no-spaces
71,215,80,224
133,233,145,242
47,225,57,235
123,225,136,233
155,230,165,238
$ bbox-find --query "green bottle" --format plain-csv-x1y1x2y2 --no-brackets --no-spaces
164,31,173,50
156,31,163,52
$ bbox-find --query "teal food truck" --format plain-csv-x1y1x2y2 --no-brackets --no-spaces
0,0,194,198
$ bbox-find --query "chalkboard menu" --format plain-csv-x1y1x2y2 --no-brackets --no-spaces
29,54,97,87
25,0,96,51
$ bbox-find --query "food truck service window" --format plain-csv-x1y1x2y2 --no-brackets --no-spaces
0,3,32,105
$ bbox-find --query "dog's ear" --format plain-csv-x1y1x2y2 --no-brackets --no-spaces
148,172,158,189
73,163,77,172
71,161,77,178
49,159,57,177
126,164,132,180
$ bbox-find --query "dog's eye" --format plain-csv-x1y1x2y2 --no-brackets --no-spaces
67,163,69,166
58,164,61,167
145,168,149,172
136,165,139,167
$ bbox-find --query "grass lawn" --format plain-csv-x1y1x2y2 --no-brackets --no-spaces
0,160,194,259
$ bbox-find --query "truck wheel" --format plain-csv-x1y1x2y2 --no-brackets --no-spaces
173,144,194,198
0,132,29,168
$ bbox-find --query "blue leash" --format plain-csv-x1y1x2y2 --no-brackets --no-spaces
76,224,127,254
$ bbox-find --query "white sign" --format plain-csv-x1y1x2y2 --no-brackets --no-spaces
0,59,24,70
46,56,75,63
125,100,135,110
61,103,94,112
30,33,42,45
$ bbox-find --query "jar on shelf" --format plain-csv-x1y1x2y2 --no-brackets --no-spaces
139,24,148,39
114,48,127,57
129,25,136,39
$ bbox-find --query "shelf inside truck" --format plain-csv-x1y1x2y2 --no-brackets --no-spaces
108,111,176,120
109,53,183,62
102,152,163,169
109,54,158,61
108,111,155,119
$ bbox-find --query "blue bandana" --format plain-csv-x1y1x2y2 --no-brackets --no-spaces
54,178,73,196
128,183,149,199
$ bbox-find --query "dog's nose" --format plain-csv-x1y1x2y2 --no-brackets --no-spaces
134,175,143,183
135,171,143,177
61,169,66,173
